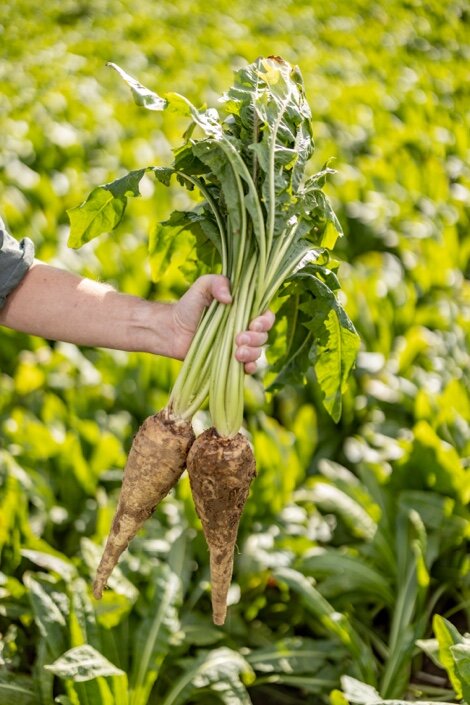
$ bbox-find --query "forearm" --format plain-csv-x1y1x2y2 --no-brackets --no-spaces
0,261,174,356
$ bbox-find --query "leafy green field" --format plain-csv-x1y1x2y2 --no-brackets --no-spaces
1,1,469,703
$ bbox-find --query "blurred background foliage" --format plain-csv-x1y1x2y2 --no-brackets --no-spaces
0,0,469,703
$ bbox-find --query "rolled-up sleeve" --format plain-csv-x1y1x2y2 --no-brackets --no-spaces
0,217,35,309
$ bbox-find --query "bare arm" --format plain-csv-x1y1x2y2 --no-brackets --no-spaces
0,262,274,369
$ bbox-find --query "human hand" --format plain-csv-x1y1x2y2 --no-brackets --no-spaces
170,274,275,373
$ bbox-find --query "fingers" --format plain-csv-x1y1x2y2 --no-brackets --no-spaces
235,330,268,348
189,276,275,375
235,343,262,375
235,309,275,374
249,309,275,333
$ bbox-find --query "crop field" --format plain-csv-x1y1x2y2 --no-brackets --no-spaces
0,1,469,703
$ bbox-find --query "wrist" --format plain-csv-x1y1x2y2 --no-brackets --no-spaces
127,298,176,357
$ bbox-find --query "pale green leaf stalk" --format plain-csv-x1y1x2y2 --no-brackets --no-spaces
67,57,359,436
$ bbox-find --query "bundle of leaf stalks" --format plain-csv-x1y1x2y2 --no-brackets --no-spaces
68,56,359,625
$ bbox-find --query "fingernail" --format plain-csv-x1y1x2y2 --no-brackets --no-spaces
238,334,249,345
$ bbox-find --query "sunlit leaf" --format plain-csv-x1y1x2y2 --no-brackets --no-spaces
45,644,125,682
160,648,255,705
23,573,67,660
129,564,183,705
67,170,147,248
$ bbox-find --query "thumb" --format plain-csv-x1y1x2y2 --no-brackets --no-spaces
189,274,232,307
174,275,232,335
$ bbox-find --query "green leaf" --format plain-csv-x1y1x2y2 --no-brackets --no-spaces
268,270,360,421
433,615,470,701
340,677,381,704
180,614,224,647
257,671,339,693
148,209,221,282
337,675,459,705
0,676,37,705
160,648,255,705
34,637,55,705
107,62,216,128
301,481,377,540
67,169,147,248
23,573,67,660
330,690,351,705
45,644,125,682
80,538,138,603
301,273,360,421
300,550,394,605
107,63,167,110
68,578,101,648
415,638,442,669
451,641,470,686
274,568,375,683
21,549,76,582
247,637,340,674
129,564,183,705
393,421,470,504
94,590,133,630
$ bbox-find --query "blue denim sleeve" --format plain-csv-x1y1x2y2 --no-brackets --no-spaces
0,216,35,308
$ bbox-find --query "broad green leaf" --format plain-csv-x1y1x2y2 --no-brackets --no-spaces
148,208,221,282
45,644,125,682
340,676,381,704
451,641,470,685
449,642,470,705
268,270,360,421
67,169,147,248
160,648,255,705
301,273,360,420
433,615,470,701
415,637,442,668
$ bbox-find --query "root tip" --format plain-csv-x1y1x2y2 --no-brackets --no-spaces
212,609,227,626
92,580,104,600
